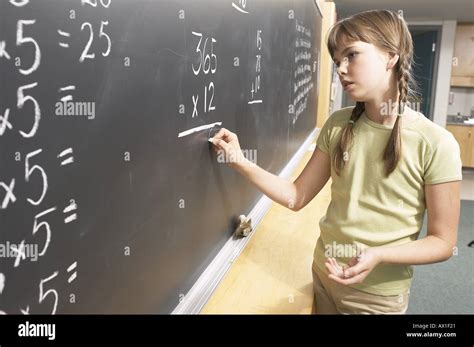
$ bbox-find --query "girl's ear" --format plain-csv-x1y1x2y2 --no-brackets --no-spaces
387,52,400,70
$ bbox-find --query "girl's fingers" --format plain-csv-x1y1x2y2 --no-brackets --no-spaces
213,127,227,139
343,262,367,278
330,258,341,272
326,258,343,277
325,259,333,272
213,138,230,152
328,258,337,270
329,270,369,285
328,274,356,285
324,261,336,276
325,257,369,284
213,128,234,142
347,256,359,267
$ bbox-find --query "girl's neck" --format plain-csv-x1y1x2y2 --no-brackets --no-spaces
364,89,400,127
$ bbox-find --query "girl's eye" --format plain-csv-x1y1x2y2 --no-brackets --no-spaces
333,53,357,67
347,52,358,59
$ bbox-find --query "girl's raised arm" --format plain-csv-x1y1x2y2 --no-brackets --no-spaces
211,128,331,211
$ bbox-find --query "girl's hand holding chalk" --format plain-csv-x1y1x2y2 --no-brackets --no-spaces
209,128,248,169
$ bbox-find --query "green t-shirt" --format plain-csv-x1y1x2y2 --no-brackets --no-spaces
314,106,463,295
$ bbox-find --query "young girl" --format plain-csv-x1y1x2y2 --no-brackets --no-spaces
209,10,462,314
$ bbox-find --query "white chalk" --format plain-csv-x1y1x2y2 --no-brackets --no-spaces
208,138,214,143
177,122,222,138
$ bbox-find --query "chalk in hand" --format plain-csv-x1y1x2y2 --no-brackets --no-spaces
208,123,222,142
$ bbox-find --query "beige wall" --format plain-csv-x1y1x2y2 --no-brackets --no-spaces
316,1,337,128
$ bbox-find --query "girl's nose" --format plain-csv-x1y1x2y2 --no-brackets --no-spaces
336,57,349,75
337,65,347,75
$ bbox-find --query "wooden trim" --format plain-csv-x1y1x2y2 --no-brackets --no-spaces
316,1,336,128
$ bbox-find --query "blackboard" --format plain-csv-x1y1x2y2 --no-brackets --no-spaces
0,0,322,313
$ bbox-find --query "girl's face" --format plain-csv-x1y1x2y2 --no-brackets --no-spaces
332,40,397,102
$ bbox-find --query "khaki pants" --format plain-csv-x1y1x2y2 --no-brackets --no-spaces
312,265,410,314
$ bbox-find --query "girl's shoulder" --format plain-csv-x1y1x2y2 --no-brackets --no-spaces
406,110,458,149
328,106,354,120
324,106,354,128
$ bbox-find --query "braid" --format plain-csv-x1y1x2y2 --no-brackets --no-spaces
334,101,365,175
383,56,410,176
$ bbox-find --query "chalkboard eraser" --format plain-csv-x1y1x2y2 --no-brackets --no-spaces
235,215,253,237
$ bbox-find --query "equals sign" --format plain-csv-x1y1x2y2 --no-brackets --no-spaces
59,85,75,102
58,30,71,48
67,261,77,283
57,147,74,166
63,200,78,224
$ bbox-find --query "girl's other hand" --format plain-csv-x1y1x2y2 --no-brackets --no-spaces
325,248,382,285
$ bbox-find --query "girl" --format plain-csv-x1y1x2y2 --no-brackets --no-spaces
209,10,462,314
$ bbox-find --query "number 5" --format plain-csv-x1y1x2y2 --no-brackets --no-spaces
25,149,48,205
39,271,59,314
33,207,57,256
211,38,217,74
99,21,111,57
17,20,41,75
17,83,41,138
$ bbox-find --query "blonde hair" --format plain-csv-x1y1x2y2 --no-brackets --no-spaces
327,10,418,177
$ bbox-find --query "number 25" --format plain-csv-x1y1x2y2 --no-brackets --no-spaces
80,21,111,62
